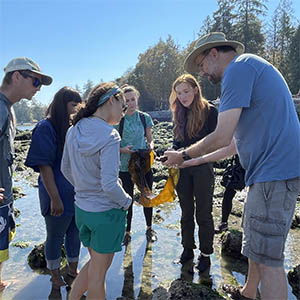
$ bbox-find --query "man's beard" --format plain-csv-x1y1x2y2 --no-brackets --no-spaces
208,73,221,85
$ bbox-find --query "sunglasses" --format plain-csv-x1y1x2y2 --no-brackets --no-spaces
19,71,42,87
114,95,128,113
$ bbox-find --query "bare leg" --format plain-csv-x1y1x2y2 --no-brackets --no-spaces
0,263,7,291
86,248,114,300
241,258,261,299
260,264,287,300
68,260,90,300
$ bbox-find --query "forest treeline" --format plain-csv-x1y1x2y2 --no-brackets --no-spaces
15,0,299,123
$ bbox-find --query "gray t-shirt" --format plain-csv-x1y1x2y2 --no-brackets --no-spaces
0,92,16,205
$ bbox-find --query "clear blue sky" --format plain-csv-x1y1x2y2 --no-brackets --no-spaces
1,0,299,105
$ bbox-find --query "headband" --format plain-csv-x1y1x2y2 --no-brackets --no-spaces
96,86,121,107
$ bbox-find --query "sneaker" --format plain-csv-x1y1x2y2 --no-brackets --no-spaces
146,228,157,243
215,222,228,234
179,248,194,264
222,284,255,300
196,255,211,273
122,232,131,246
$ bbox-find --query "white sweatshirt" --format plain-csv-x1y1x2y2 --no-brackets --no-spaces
61,117,132,212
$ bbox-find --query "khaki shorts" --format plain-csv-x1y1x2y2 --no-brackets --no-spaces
242,177,300,267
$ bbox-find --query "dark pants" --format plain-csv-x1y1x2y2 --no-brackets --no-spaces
119,171,153,232
222,187,236,223
176,164,215,255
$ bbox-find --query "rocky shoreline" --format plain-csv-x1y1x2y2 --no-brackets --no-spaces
12,120,300,300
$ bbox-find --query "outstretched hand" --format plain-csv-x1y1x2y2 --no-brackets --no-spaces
161,150,184,167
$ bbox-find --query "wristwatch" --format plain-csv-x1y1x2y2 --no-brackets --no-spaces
182,150,192,161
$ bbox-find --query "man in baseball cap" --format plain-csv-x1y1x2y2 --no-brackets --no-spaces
4,57,52,86
0,57,52,290
163,32,300,300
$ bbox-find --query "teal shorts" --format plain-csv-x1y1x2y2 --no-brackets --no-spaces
75,205,126,254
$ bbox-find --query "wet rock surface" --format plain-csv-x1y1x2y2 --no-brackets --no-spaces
13,123,300,299
220,230,247,262
27,242,67,270
288,265,300,300
152,279,225,300
27,243,47,269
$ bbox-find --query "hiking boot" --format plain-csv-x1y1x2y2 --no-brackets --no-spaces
122,232,131,246
179,248,194,264
215,222,228,234
222,284,255,300
146,228,157,243
196,255,211,273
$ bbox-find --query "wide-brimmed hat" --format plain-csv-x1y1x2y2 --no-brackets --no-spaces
184,32,245,73
4,57,53,85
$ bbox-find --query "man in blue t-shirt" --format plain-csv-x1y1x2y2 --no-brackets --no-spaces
0,57,52,290
163,32,300,300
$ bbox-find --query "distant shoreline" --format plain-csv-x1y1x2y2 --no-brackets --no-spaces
17,122,37,126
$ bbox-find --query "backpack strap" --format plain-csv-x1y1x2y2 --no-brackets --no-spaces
139,112,147,137
118,117,125,139
118,112,147,139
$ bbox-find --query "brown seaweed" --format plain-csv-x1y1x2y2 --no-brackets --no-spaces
128,149,154,198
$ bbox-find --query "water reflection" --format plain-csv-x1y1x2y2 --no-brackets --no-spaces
121,244,134,299
2,178,299,299
180,260,194,282
137,242,152,299
48,287,62,300
121,241,153,300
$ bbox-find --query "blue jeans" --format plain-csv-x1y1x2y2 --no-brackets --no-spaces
44,215,81,270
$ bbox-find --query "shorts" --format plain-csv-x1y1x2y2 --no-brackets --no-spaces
242,177,300,267
0,203,16,262
75,205,126,254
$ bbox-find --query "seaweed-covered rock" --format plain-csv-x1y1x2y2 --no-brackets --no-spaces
12,241,30,249
28,243,47,269
13,207,21,218
15,129,32,141
28,243,67,270
291,205,300,229
288,265,300,299
13,186,26,200
152,279,225,300
220,230,247,261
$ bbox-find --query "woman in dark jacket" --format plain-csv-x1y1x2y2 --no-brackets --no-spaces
25,87,82,289
169,74,218,273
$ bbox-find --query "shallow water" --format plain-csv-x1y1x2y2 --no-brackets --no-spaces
17,124,35,131
1,178,299,300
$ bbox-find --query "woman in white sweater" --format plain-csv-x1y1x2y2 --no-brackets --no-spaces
61,82,132,300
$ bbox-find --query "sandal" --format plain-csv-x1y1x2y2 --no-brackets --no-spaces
63,272,77,287
222,284,256,300
50,276,66,290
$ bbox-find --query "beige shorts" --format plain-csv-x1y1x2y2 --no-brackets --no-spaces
241,177,300,267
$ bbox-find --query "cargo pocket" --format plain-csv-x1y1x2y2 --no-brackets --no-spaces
250,216,285,260
284,178,300,211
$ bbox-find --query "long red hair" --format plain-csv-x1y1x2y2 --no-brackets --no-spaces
169,74,210,141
